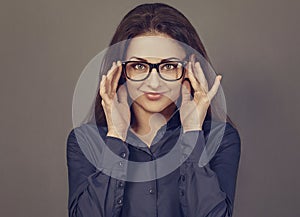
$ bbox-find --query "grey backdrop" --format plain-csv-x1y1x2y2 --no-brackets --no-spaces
1,0,299,217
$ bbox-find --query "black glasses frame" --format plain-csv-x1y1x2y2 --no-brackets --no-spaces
121,60,188,81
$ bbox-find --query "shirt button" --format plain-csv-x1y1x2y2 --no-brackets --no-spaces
149,188,154,194
117,199,122,204
120,152,126,158
119,161,124,167
182,153,188,159
118,181,124,188
180,190,185,196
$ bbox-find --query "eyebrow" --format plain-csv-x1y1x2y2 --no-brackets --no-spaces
128,56,183,62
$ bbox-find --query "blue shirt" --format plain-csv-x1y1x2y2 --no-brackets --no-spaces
67,111,241,217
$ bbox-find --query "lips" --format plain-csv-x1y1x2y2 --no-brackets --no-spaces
144,92,165,100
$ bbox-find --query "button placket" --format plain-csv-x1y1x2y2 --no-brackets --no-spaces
180,190,185,196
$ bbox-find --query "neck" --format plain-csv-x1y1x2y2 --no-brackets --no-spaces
131,103,177,136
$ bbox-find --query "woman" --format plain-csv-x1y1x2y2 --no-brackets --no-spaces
67,3,241,217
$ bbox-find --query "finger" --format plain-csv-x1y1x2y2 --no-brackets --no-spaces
194,62,208,92
99,75,110,103
181,79,192,103
190,54,199,82
104,74,115,98
99,75,106,96
207,75,222,101
106,61,117,78
186,61,201,92
111,61,122,94
117,84,128,104
106,62,118,95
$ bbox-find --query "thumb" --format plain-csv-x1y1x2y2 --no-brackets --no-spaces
181,80,192,103
117,84,128,104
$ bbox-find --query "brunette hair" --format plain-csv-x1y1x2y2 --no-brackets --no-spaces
90,3,235,128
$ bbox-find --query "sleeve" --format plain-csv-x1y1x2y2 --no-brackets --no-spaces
179,123,241,217
66,129,129,217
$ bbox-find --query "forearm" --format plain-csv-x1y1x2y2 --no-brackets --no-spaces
179,125,240,217
67,129,129,217
68,171,108,217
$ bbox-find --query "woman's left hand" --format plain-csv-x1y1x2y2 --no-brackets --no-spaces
180,55,222,132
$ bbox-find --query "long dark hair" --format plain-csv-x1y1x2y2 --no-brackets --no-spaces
91,3,235,128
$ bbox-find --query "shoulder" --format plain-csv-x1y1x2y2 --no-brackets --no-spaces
203,120,241,153
66,123,107,150
66,123,108,169
67,123,107,141
201,120,241,168
221,122,241,151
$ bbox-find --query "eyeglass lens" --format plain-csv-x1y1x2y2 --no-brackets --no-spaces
125,61,184,81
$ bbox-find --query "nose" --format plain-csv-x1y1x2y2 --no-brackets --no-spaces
147,68,161,89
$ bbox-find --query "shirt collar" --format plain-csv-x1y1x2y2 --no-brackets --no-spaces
125,109,181,152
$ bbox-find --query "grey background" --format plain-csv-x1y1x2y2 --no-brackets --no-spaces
0,0,299,216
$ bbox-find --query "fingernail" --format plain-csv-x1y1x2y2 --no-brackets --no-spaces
218,75,222,81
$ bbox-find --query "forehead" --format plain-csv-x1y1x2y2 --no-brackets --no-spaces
125,35,186,60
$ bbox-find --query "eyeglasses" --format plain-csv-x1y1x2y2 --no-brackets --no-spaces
122,60,187,81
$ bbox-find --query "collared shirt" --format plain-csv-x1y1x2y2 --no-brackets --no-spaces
67,111,241,217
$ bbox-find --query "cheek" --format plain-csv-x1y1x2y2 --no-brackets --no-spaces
126,82,142,100
166,83,182,101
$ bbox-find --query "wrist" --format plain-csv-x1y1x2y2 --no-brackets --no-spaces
183,126,202,133
107,129,127,141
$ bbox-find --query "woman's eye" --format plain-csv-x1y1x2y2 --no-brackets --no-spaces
133,63,146,70
162,63,176,70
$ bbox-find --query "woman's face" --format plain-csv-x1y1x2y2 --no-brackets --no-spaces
124,34,187,116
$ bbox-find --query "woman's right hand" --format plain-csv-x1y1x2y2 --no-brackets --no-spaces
99,61,130,141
